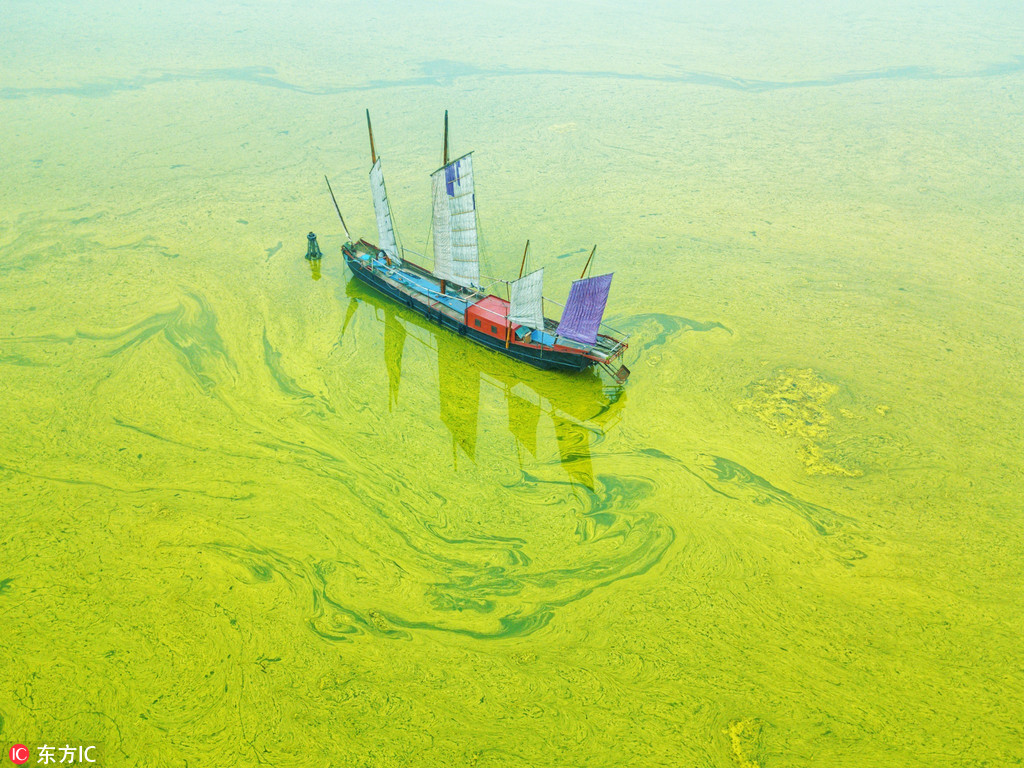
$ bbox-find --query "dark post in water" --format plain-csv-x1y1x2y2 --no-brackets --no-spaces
306,232,323,260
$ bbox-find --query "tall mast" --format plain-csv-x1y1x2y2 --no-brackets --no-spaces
437,110,452,296
507,240,530,349
366,109,377,165
429,110,480,289
518,240,529,279
366,110,399,262
324,175,352,241
580,244,597,279
443,110,449,166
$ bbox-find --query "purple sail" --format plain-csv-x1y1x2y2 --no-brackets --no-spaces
556,273,613,345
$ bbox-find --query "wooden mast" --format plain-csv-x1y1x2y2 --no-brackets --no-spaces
366,109,377,165
439,110,449,296
505,240,530,349
580,244,597,279
518,239,529,279
443,109,449,166
324,175,351,241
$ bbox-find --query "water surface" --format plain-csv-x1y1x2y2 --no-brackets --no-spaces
1,1,1023,765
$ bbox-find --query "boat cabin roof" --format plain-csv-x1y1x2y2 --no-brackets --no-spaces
468,295,512,328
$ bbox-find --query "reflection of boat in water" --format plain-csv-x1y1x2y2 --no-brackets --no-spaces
325,111,630,382
342,276,624,488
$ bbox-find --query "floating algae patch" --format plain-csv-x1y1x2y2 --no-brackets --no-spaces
209,464,673,642
735,368,863,477
726,718,765,768
639,447,868,565
624,312,732,352
734,368,837,441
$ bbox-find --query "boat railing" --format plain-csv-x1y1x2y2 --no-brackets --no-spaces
472,276,630,344
396,248,630,345
539,295,630,343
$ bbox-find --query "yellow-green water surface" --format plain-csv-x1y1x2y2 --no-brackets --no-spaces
2,2,1023,765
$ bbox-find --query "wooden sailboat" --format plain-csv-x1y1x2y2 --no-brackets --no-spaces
326,111,630,381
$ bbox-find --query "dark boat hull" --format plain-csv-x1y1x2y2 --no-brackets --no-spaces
345,253,592,373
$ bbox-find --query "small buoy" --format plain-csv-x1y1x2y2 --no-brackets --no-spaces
306,232,323,260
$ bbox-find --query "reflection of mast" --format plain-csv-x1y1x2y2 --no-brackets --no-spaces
552,415,595,490
383,305,406,410
339,296,359,344
506,384,541,456
437,330,479,462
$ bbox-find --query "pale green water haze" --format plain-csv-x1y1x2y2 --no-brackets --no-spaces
2,1,1023,765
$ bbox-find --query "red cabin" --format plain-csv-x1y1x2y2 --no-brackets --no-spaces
466,295,514,340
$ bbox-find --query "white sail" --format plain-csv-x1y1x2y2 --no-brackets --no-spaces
509,268,544,329
431,153,479,287
369,158,400,264
431,170,453,281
